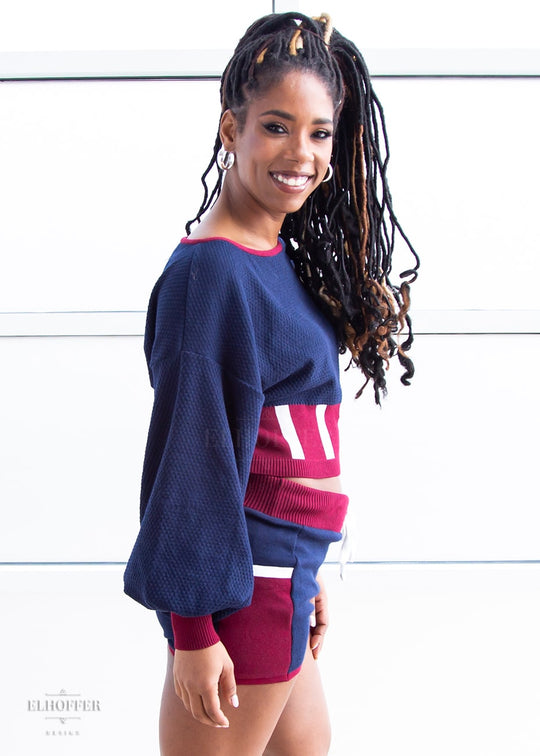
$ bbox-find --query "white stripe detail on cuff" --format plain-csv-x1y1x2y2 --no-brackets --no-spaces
315,404,335,460
274,405,305,459
253,564,294,579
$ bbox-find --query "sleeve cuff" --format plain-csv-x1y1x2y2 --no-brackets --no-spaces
171,613,220,650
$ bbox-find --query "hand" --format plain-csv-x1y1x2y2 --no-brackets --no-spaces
173,642,238,728
310,574,329,660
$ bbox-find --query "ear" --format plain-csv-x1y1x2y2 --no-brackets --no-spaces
219,109,238,152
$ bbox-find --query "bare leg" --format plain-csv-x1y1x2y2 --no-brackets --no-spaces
263,650,331,756
159,647,298,756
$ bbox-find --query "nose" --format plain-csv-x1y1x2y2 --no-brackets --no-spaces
285,130,312,164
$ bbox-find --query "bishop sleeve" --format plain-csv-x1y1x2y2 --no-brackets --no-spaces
123,247,265,642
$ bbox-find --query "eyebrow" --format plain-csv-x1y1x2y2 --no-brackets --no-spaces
259,109,333,125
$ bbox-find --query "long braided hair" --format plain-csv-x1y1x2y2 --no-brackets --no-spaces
186,12,420,403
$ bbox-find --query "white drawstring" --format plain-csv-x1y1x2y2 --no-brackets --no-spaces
339,515,354,580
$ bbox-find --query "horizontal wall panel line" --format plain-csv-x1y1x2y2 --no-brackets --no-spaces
0,310,539,336
1,561,539,569
413,309,540,334
4,75,540,83
1,48,540,79
0,562,127,566
0,310,145,336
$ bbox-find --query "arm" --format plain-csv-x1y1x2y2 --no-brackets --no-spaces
124,246,264,721
124,247,264,626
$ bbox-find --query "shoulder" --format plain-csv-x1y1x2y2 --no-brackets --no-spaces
162,236,289,299
167,236,271,271
156,238,258,301
146,238,269,369
185,238,248,287
149,238,245,308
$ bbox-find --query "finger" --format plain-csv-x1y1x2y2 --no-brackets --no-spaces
314,595,329,625
201,687,230,728
177,683,190,712
310,615,328,656
219,661,239,709
312,601,329,632
188,689,229,729
310,630,324,658
173,676,188,709
172,669,192,712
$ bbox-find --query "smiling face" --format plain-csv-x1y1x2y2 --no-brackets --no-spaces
219,70,335,222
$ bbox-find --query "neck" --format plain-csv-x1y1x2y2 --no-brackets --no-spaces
191,176,285,250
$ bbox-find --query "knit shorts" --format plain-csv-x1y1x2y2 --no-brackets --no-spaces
167,474,349,685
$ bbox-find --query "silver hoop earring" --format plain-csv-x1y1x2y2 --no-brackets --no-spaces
322,163,334,183
217,146,235,171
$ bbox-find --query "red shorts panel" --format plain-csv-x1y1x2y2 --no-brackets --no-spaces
216,575,298,684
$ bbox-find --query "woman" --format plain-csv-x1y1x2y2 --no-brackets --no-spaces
124,12,419,756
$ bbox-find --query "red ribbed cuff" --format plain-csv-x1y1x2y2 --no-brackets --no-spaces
171,613,220,651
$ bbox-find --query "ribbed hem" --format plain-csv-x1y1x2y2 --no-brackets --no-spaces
171,613,220,651
244,474,349,533
234,665,302,685
249,456,341,478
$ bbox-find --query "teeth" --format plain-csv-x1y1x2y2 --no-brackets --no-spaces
273,173,309,187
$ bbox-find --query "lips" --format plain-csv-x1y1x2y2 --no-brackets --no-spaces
270,171,313,190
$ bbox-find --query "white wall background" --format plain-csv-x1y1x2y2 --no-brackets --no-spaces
1,1,539,754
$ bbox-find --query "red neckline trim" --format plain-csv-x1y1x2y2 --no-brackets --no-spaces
180,236,283,257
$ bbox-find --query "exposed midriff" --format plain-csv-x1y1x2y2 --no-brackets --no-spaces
285,475,342,493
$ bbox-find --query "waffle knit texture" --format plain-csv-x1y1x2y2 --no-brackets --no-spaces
123,237,342,649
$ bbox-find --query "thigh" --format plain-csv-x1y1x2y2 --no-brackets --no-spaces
159,647,297,756
263,650,331,756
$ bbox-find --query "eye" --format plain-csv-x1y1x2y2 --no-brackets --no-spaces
313,129,333,140
262,122,287,135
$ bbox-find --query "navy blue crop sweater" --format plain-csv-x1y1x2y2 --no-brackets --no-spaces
123,236,342,647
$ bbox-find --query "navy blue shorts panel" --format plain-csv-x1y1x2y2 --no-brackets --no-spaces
162,479,349,685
